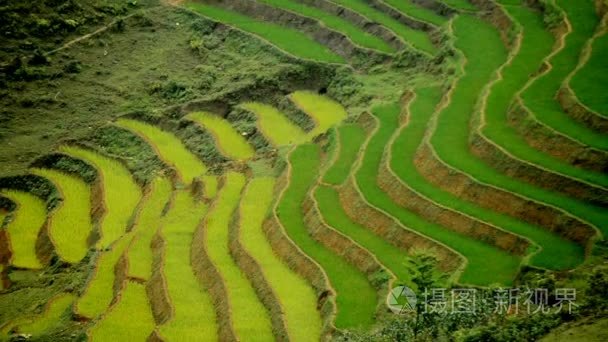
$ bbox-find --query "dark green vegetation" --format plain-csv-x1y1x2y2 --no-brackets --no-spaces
1,0,607,340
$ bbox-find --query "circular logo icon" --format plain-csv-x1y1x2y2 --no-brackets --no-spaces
387,286,417,314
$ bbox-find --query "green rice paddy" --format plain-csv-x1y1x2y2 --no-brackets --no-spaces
323,124,367,185
238,177,322,342
204,172,274,340
239,102,308,147
0,190,46,269
383,0,447,26
186,112,255,161
570,29,608,116
277,144,377,329
186,2,345,63
30,168,92,264
59,145,142,249
289,91,348,138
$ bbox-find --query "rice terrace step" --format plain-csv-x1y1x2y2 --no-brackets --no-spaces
0,0,606,340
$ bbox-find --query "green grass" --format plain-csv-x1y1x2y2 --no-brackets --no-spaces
126,176,172,281
115,119,208,184
1,293,75,338
30,168,92,264
431,13,608,238
331,0,437,54
75,234,133,319
240,102,308,146
89,281,156,341
570,30,608,117
277,144,377,329
204,172,274,340
158,190,217,341
484,2,608,185
392,86,584,270
382,0,448,26
185,112,255,161
257,0,394,53
323,124,367,185
358,103,521,286
0,190,46,269
289,91,348,138
239,177,322,342
520,0,607,150
59,146,142,249
315,185,413,285
185,3,345,63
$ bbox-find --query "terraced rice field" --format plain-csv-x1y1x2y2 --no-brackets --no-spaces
59,146,142,249
520,0,607,150
238,177,322,341
186,112,255,161
331,0,437,54
158,190,218,341
257,0,395,53
239,102,308,146
30,168,92,264
125,176,172,281
0,190,47,269
277,144,377,329
2,0,607,339
185,2,345,63
204,172,274,340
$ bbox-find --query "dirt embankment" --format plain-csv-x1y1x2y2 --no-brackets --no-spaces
414,143,597,252
338,177,463,272
557,86,608,132
364,0,433,31
412,0,457,17
378,156,530,256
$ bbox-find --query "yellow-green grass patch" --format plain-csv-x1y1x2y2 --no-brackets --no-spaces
75,234,133,319
0,190,46,269
1,293,75,338
115,119,208,185
59,146,141,249
30,168,92,264
239,102,308,147
126,176,172,280
159,190,217,341
239,177,322,341
288,91,348,138
88,281,155,341
205,172,274,340
185,112,255,161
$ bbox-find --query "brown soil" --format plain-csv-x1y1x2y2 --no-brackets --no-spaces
557,85,608,132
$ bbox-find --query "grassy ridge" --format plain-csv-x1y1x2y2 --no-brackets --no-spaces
257,0,394,52
239,177,322,341
441,0,477,11
30,168,92,264
570,30,608,116
323,124,367,185
89,282,155,341
0,191,46,269
277,144,377,329
205,172,274,340
239,103,308,147
521,0,607,150
483,2,608,185
159,191,218,341
331,0,437,54
393,86,584,269
185,3,345,63
59,146,142,249
75,234,133,319
382,0,447,26
1,293,75,338
186,112,255,161
289,91,348,138
126,176,172,281
358,103,521,286
432,14,608,237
